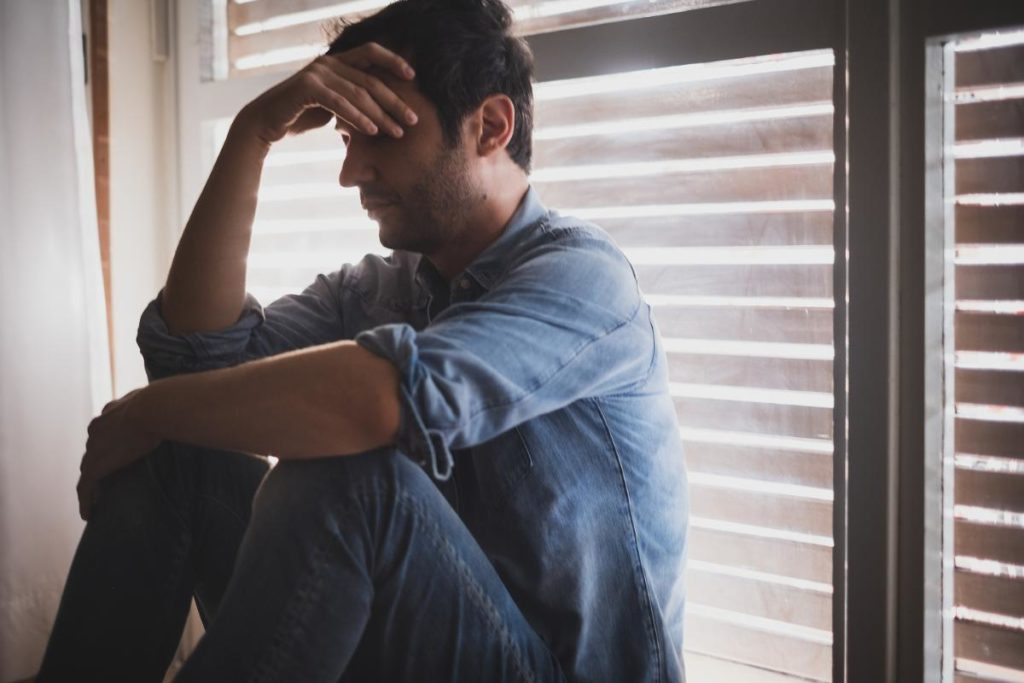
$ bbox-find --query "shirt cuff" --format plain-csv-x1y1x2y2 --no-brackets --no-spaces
355,323,454,481
136,289,266,381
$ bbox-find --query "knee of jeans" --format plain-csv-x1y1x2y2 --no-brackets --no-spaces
251,446,424,517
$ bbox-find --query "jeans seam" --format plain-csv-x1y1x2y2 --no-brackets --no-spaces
393,490,536,683
593,399,664,682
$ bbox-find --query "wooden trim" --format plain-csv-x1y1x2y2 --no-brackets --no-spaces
88,0,114,386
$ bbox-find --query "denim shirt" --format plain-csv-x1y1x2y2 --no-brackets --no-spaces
138,187,689,682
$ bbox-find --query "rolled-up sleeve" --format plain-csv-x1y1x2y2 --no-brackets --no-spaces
137,269,351,382
355,236,654,480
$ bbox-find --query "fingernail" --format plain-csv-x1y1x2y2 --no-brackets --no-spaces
405,66,415,78
406,111,418,124
392,126,404,137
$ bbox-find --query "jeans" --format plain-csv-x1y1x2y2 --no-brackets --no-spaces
37,442,566,682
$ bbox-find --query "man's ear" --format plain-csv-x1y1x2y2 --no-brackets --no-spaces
472,94,516,158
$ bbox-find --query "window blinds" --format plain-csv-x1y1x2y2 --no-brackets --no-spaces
222,0,750,77
945,30,1024,683
531,50,836,682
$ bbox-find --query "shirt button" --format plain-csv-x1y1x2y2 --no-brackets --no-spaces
459,278,471,290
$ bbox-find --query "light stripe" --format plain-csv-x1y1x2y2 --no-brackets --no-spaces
957,192,1024,207
235,44,324,70
646,294,834,309
954,505,1024,529
686,603,833,644
233,1,387,36
956,300,1024,315
954,606,1024,632
955,351,1024,372
955,244,1024,265
264,148,346,167
566,199,835,219
531,151,834,181
688,472,834,501
535,51,835,101
954,29,1024,52
248,248,386,269
253,219,376,234
953,82,1024,104
258,184,356,201
678,427,834,454
662,337,835,361
956,454,1024,476
515,0,634,21
955,555,1024,580
690,516,834,547
624,245,834,266
534,102,834,140
956,403,1024,424
687,559,833,594
669,382,834,408
953,138,1024,159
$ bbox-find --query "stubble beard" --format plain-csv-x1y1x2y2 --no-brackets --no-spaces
378,142,482,254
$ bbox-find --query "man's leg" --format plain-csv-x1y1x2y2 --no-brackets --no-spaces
175,447,565,683
36,441,270,682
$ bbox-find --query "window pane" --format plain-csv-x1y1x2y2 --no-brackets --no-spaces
215,0,751,79
531,50,836,680
943,27,1024,683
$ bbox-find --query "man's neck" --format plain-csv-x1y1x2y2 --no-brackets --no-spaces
425,177,530,281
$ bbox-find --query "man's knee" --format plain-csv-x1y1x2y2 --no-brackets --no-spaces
251,446,426,517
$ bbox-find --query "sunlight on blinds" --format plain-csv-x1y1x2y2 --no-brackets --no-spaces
531,50,836,681
219,0,752,78
944,28,1024,682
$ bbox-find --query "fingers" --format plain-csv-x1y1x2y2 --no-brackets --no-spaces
318,66,410,138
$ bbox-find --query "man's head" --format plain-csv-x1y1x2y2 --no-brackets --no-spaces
328,0,534,172
327,0,535,259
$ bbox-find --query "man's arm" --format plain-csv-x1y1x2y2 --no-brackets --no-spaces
78,340,401,519
161,43,417,335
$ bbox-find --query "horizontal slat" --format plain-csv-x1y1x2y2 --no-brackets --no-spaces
957,44,1024,89
956,99,1024,141
956,468,1024,513
958,266,1024,301
957,205,1024,244
956,420,1024,460
685,442,832,489
957,156,1024,195
533,164,832,209
686,568,831,630
676,397,831,440
254,195,367,222
956,520,1024,567
686,653,816,683
600,211,834,248
956,570,1024,621
513,0,742,37
690,486,832,536
685,612,831,681
957,368,1024,408
229,0,352,28
655,306,832,344
688,527,832,584
533,113,832,167
667,354,832,393
955,311,1024,353
956,620,1024,673
230,22,330,73
535,66,833,129
636,264,833,298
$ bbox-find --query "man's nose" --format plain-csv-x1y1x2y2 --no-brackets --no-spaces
338,139,376,188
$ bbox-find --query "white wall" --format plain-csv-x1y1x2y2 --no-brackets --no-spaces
108,0,177,396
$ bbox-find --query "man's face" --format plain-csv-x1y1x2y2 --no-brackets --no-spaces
336,70,483,253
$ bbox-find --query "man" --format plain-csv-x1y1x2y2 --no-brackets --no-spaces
38,0,688,680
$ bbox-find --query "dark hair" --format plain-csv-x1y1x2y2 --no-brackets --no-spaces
327,0,534,172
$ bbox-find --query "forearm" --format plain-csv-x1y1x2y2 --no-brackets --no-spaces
130,341,401,459
162,114,269,335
